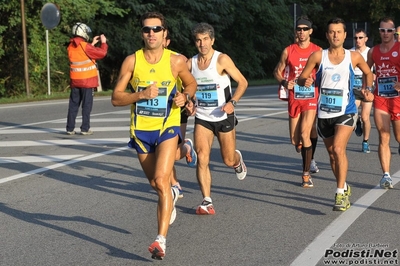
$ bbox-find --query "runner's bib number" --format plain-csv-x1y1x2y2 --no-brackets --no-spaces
196,84,218,107
377,76,399,97
353,75,362,89
319,88,343,113
136,83,167,117
294,84,315,99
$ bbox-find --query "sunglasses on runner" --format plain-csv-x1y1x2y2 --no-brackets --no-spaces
296,27,311,32
354,36,364,40
379,28,395,33
141,26,164,34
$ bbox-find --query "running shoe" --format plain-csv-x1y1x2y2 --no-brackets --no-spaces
169,187,179,225
345,184,351,197
295,144,302,153
81,130,93,135
310,159,319,173
66,130,75,135
301,175,314,188
148,239,166,260
333,193,350,211
172,184,183,199
196,200,215,215
234,150,247,180
355,117,362,137
362,141,370,153
380,174,393,189
185,139,197,167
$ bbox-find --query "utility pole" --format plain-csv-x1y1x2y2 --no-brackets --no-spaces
20,0,30,97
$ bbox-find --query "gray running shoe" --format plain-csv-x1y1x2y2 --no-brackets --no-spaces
380,174,393,189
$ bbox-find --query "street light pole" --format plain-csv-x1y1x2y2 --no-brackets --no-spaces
20,0,30,97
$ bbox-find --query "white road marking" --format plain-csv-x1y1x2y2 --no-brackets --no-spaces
0,146,129,184
50,118,130,123
0,127,129,134
0,109,129,130
0,138,128,147
0,155,84,164
290,173,400,266
0,97,110,109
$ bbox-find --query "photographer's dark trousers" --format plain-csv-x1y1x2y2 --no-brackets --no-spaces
66,87,94,133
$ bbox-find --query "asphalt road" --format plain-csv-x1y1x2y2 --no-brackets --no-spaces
0,86,399,266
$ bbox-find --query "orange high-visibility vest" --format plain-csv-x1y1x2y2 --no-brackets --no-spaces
68,42,97,82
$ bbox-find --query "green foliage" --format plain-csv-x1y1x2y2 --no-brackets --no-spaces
2,0,400,98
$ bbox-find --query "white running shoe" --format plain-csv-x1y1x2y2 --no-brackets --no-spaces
169,187,179,224
310,159,319,173
234,150,247,180
380,174,393,189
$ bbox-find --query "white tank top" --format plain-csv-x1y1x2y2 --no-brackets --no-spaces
316,49,357,118
191,51,232,122
349,46,370,88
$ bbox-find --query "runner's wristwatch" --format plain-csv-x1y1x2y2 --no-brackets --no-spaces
230,100,237,107
184,93,191,104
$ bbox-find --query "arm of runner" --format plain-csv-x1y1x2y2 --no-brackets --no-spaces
173,54,197,103
217,53,248,114
273,48,291,89
352,51,374,101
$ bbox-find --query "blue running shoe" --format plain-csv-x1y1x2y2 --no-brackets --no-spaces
172,184,183,198
362,141,370,153
185,139,197,167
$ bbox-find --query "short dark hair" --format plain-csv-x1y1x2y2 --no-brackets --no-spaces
140,11,167,29
379,17,395,25
326,17,346,32
192,22,215,41
355,28,367,36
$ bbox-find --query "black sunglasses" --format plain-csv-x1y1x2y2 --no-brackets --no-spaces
296,27,311,32
141,26,164,34
354,36,364,40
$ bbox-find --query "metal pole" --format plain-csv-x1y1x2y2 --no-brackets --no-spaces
20,0,30,97
293,3,296,30
46,29,51,95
